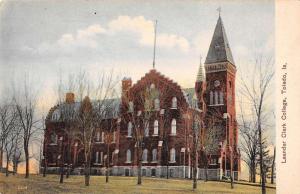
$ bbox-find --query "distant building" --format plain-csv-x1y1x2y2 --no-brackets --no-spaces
42,16,240,180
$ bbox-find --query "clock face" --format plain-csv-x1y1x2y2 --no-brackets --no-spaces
214,80,220,87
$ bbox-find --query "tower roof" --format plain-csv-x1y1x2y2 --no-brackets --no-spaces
205,16,235,65
196,60,206,82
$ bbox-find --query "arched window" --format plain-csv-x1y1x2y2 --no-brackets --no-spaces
171,97,177,109
171,119,176,135
210,91,213,105
144,122,149,137
128,101,134,112
154,99,160,110
170,148,176,162
153,120,159,135
126,149,131,162
128,122,132,137
152,149,157,161
219,91,224,104
214,91,218,105
150,83,155,89
142,149,148,162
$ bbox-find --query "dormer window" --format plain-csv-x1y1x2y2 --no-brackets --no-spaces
171,97,177,109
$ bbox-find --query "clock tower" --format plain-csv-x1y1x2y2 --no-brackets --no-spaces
202,15,240,177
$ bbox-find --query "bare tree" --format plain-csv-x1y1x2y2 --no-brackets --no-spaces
238,99,259,183
239,56,274,194
0,96,18,172
270,146,275,184
13,74,41,178
122,88,153,185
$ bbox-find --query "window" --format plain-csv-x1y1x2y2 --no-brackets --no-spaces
171,97,177,109
150,83,155,89
128,122,132,137
144,123,149,137
154,98,160,110
96,132,100,142
126,149,131,162
112,131,116,143
142,149,148,162
50,133,57,144
171,119,176,135
100,152,103,164
210,91,213,105
214,91,218,104
153,120,159,135
128,101,134,112
152,149,157,161
95,152,99,163
101,132,105,143
170,148,176,162
219,91,224,104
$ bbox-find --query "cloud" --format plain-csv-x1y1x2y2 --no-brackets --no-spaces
107,16,190,52
57,24,106,48
29,16,190,55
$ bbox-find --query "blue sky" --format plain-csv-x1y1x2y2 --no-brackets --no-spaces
0,0,274,107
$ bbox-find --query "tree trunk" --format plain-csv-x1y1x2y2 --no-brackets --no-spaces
137,147,142,185
193,166,197,190
106,147,110,183
0,146,3,170
204,163,208,182
24,146,29,178
5,156,9,177
85,167,90,186
192,150,197,190
60,166,64,183
258,123,266,194
250,161,256,183
43,158,47,177
271,148,275,184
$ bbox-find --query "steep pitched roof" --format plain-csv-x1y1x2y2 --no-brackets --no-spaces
196,61,206,82
205,16,235,65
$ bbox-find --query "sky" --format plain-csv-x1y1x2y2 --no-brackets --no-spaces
0,0,274,176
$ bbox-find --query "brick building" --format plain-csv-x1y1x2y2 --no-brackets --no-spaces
42,16,240,180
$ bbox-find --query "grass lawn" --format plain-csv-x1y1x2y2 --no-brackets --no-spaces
0,173,276,194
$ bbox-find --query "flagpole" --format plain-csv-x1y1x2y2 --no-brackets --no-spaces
152,20,157,69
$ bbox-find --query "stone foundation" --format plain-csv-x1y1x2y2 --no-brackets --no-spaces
40,166,238,181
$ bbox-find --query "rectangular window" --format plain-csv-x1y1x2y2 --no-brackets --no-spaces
95,152,99,163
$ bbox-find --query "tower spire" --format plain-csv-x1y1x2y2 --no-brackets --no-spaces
196,54,206,82
205,12,235,65
152,20,157,69
217,6,221,17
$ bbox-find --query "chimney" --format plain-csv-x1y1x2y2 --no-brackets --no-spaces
122,77,132,97
65,92,75,104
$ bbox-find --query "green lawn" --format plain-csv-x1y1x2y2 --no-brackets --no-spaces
0,174,276,194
